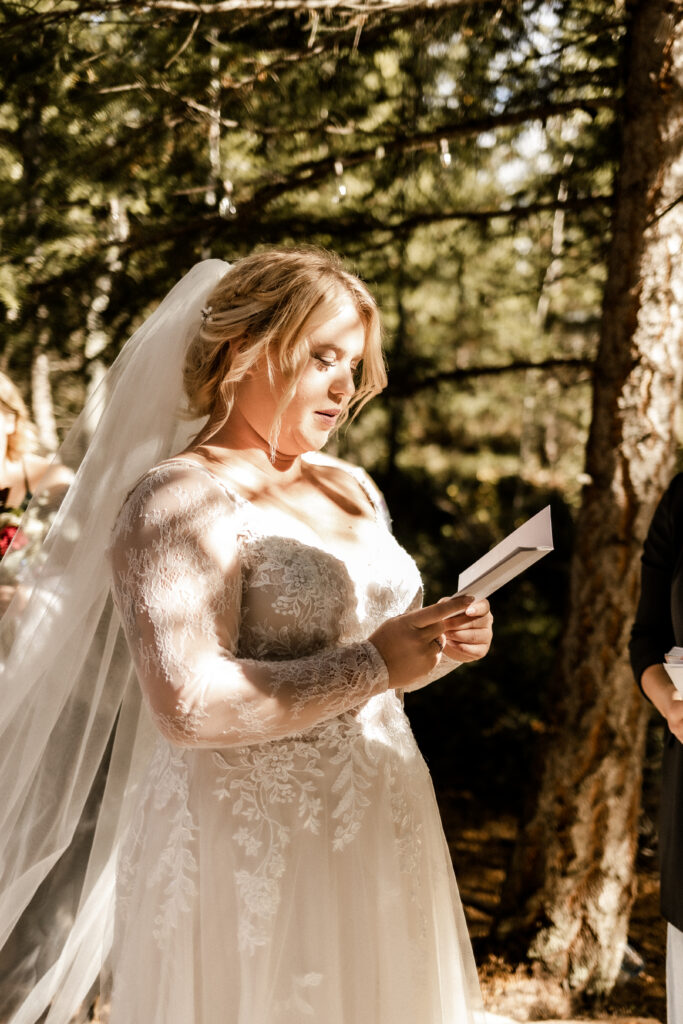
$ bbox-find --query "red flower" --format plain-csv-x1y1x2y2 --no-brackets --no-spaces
0,525,28,559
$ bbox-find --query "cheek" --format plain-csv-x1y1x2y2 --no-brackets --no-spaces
290,368,326,406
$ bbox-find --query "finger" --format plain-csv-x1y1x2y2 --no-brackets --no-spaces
421,620,458,643
448,642,488,661
463,599,490,618
443,627,492,646
435,599,490,623
409,594,475,629
444,614,491,630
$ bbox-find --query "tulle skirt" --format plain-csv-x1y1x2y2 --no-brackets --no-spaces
109,694,484,1024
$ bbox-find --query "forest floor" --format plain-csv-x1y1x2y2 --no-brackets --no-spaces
438,787,666,1023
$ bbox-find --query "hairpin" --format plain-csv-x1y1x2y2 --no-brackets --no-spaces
201,305,213,324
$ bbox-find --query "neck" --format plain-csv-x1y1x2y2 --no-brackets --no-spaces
201,407,302,477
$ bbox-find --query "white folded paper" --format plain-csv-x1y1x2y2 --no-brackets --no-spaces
664,647,683,693
457,505,554,600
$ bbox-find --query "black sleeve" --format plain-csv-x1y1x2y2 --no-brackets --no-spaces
629,475,683,690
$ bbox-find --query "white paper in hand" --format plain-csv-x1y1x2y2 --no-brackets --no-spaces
664,647,683,693
457,505,554,600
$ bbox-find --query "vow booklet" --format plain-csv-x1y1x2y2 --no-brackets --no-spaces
457,505,554,600
664,647,683,693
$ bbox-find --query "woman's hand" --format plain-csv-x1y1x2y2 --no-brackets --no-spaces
641,664,683,743
666,691,683,743
441,598,493,664
368,593,493,691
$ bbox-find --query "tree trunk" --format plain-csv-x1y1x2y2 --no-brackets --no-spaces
497,0,683,995
31,339,58,453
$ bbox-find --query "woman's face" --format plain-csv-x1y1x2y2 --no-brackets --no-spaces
233,295,366,456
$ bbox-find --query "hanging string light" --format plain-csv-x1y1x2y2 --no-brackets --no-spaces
439,138,452,169
219,179,237,219
333,159,347,203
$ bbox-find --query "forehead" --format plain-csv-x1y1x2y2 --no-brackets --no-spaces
306,293,365,349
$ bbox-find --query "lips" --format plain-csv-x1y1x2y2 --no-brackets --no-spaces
314,409,340,422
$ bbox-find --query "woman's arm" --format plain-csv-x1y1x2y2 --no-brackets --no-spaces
641,664,683,742
629,476,683,738
110,464,485,748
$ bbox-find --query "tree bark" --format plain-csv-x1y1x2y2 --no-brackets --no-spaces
31,342,58,453
497,0,683,995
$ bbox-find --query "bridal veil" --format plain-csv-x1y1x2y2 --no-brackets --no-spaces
0,259,230,1023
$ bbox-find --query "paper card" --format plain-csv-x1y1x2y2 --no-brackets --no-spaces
664,664,683,694
664,647,683,693
457,505,554,601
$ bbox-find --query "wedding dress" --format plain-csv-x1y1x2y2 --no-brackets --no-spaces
107,453,485,1024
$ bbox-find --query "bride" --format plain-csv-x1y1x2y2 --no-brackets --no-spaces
0,247,492,1024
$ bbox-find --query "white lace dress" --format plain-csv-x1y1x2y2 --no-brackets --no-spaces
108,456,484,1024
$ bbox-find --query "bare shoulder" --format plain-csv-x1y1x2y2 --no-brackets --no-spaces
25,453,73,493
304,452,389,522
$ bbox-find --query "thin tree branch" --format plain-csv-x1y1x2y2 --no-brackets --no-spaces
648,190,683,226
392,357,594,396
244,96,617,206
164,11,201,67
0,0,490,37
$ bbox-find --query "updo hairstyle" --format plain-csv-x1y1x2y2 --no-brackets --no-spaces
183,247,386,446
0,372,39,463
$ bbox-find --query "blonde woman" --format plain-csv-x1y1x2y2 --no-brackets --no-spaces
0,250,492,1024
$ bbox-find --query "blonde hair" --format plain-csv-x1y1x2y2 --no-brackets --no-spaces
0,372,39,462
183,247,386,448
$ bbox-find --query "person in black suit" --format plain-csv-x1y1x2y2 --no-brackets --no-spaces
630,473,683,1022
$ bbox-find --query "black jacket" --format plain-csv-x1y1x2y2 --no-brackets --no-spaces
630,473,683,930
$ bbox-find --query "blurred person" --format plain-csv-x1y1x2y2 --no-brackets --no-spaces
630,474,683,1024
0,371,71,613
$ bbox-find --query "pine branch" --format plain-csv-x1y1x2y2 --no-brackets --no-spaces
241,96,618,206
0,0,491,37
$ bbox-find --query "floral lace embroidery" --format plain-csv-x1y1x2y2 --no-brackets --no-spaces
213,739,324,953
146,746,198,946
116,739,198,950
212,715,378,954
153,700,209,746
273,972,324,1018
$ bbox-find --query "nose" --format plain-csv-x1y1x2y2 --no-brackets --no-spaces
329,363,356,399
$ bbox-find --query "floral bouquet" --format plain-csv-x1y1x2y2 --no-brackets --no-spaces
0,509,28,559
0,499,54,585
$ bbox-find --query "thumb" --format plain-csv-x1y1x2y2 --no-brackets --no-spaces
673,691,683,703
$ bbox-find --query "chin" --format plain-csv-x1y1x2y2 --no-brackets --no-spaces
289,427,329,453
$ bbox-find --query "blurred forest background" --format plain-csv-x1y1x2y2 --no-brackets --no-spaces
1,0,681,1019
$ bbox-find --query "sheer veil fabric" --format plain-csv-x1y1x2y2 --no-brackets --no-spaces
0,260,230,1022
0,258,486,1024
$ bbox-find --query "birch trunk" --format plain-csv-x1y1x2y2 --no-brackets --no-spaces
31,338,58,453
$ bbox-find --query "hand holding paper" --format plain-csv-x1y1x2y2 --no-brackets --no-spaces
664,647,683,694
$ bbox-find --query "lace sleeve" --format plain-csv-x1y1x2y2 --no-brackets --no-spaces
109,463,389,748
